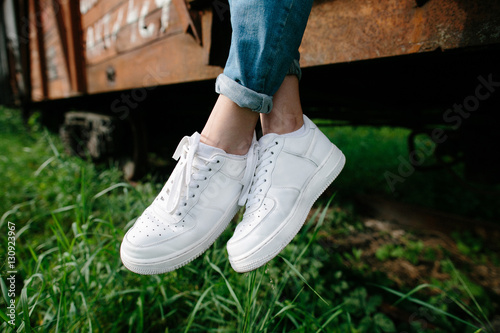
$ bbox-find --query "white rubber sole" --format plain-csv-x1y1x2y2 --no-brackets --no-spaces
120,201,240,275
229,146,345,273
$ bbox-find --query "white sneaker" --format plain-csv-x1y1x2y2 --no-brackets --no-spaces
227,115,345,273
121,132,257,274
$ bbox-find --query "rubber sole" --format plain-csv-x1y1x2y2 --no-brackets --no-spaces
120,201,240,275
229,146,345,273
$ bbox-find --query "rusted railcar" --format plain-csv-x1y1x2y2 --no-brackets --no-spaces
1,0,500,179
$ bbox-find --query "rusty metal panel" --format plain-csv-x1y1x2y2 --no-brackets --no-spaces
85,29,221,94
28,0,47,101
54,0,86,95
82,0,184,66
300,0,500,66
81,0,216,94
29,0,85,101
26,0,500,101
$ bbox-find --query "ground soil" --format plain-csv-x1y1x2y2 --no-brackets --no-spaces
315,195,500,330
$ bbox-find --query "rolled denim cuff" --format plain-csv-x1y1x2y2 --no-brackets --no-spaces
287,59,302,81
215,74,273,114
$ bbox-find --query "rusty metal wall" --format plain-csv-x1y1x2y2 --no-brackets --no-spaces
300,0,500,66
24,0,500,102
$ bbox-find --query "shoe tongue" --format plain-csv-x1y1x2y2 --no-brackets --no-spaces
258,133,279,148
197,142,225,160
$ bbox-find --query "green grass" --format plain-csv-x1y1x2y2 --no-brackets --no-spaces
0,106,496,332
319,121,500,221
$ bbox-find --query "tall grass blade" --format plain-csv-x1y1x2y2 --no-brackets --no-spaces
390,283,435,306
34,156,56,176
281,256,328,306
50,213,71,251
447,260,493,331
23,274,44,317
93,182,132,200
43,129,60,157
375,284,482,330
21,287,31,333
184,285,216,333
315,307,343,333
295,194,335,265
272,285,305,331
207,258,243,315
0,278,9,304
136,294,144,333
0,309,8,324
51,205,76,214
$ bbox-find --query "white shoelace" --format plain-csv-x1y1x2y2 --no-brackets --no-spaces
165,133,211,215
237,132,259,206
243,139,278,212
165,132,260,215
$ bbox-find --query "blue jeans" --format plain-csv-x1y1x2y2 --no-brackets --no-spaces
215,0,314,114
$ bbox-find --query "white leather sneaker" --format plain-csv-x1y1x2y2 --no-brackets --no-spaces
227,115,345,273
121,132,257,275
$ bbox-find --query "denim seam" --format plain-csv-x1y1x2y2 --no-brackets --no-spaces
216,74,270,113
262,0,294,95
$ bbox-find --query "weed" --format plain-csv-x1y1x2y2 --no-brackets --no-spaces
0,107,497,332
374,260,495,333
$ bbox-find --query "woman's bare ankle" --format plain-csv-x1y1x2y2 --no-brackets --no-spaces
200,95,259,155
261,75,304,135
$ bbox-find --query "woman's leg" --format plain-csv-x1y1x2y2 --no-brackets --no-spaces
121,0,322,275
201,0,314,156
260,75,304,135
226,75,346,274
216,0,315,114
199,75,305,155
200,95,259,155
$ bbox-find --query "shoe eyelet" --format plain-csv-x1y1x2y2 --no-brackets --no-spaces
217,160,220,163
197,185,200,188
275,141,278,145
209,168,212,172
177,212,181,216
192,194,195,198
